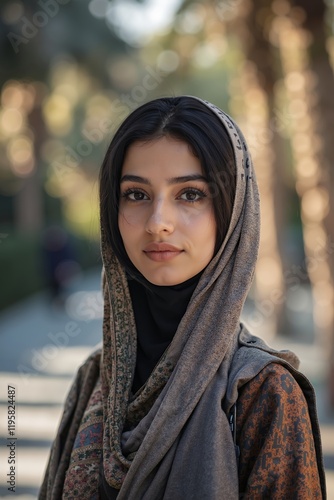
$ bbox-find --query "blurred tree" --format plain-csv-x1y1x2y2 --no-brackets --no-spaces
0,0,132,234
274,0,334,405
0,0,128,85
216,0,334,405
225,0,288,338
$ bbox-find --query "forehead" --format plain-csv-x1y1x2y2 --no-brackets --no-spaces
122,137,202,176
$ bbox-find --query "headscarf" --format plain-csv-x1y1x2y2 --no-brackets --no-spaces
62,97,260,499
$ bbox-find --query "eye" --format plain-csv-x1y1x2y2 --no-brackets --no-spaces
179,188,207,202
122,188,149,201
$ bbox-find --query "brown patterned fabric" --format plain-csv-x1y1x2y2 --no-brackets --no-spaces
39,97,326,499
237,363,323,498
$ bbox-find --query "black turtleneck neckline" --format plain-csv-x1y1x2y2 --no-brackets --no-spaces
128,271,202,393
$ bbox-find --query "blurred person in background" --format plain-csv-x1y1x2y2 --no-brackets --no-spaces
42,225,80,307
39,97,326,499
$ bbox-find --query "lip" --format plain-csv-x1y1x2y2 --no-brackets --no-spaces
144,242,182,252
143,242,183,262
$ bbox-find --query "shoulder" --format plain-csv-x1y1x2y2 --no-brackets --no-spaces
237,362,309,422
224,332,302,413
239,362,304,401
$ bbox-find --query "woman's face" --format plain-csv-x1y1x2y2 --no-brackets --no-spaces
118,136,216,286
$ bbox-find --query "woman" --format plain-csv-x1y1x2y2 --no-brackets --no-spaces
40,96,326,499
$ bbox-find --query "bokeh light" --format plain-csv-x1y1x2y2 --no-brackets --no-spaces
7,136,35,177
43,94,73,136
0,108,24,136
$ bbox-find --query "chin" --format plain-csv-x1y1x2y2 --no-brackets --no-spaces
143,270,186,287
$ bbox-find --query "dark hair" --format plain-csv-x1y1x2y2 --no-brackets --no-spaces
99,96,236,278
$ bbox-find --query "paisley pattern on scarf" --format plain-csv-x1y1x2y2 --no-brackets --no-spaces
63,378,103,498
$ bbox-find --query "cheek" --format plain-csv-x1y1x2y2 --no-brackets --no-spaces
180,206,216,234
179,207,207,228
118,207,142,229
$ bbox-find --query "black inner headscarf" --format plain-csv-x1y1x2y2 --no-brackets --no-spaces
128,271,203,393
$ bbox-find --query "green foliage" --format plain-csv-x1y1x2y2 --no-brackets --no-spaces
0,230,100,310
0,231,44,310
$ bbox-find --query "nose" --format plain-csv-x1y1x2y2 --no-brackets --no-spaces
145,199,175,235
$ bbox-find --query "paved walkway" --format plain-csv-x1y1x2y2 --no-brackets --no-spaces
0,269,333,498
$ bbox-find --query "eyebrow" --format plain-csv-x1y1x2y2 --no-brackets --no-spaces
120,174,208,185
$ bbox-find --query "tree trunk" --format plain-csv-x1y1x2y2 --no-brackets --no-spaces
228,0,288,339
14,90,46,234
